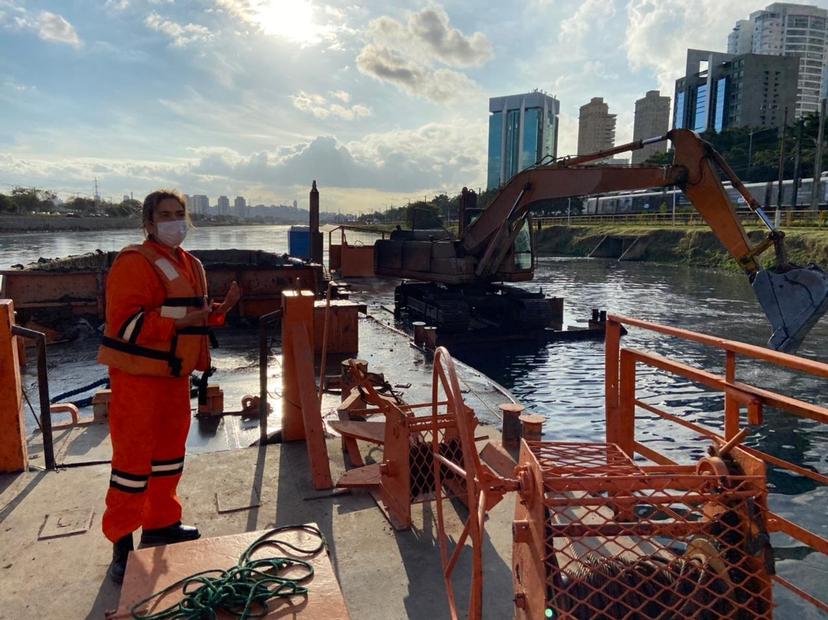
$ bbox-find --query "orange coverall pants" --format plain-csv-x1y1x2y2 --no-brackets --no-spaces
102,367,191,542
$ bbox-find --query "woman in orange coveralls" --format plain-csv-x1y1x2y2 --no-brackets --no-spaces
98,190,240,583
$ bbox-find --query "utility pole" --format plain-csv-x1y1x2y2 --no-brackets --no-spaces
792,121,802,209
776,106,788,223
812,98,826,210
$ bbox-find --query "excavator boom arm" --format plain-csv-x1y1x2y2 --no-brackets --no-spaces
464,129,764,275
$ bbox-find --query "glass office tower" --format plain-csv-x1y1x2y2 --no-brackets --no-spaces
487,91,560,190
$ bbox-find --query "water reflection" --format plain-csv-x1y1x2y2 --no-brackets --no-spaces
3,230,827,561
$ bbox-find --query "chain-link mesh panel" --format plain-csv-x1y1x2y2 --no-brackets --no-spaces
527,443,773,619
409,416,466,503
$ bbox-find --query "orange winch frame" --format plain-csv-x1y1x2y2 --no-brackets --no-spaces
426,317,828,619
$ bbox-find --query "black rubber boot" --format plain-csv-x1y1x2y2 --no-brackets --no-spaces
140,521,200,546
108,534,134,585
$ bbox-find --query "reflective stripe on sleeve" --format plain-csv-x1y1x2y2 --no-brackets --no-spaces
160,305,188,319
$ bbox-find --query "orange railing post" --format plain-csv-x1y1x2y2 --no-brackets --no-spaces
604,317,622,446
0,300,26,473
724,349,741,439
281,289,333,490
617,349,637,457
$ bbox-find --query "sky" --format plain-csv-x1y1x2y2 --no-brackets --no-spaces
1,0,826,213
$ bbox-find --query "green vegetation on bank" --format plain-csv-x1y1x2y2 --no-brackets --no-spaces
534,225,828,271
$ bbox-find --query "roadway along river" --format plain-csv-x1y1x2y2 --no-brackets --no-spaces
1,226,826,616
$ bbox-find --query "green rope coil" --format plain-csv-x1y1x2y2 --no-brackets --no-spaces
131,524,327,619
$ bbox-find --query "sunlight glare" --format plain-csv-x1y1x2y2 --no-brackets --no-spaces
254,0,319,44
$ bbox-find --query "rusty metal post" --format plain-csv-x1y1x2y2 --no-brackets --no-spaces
423,326,438,349
340,358,367,402
281,290,315,441
282,289,332,489
500,403,525,450
604,316,622,446
0,300,27,473
412,322,426,346
519,414,544,442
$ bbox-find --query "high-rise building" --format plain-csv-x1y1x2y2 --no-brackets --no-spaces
190,194,209,215
217,195,230,216
486,91,560,190
233,196,247,219
631,91,671,164
728,3,828,117
674,49,798,133
577,97,616,156
728,19,755,55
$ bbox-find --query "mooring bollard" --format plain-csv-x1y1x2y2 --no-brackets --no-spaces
519,414,545,442
423,326,438,349
412,321,426,347
500,403,526,450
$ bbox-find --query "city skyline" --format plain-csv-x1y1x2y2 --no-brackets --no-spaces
2,0,826,213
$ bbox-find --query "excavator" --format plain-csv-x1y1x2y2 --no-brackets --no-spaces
374,128,828,352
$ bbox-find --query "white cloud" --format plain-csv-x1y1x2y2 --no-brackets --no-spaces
357,7,490,105
104,0,129,11
0,3,81,47
291,90,371,121
215,0,344,46
1,116,488,210
625,0,763,94
357,44,481,104
145,12,213,47
407,7,492,67
559,0,617,45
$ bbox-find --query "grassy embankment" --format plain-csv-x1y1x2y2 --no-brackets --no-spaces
535,224,828,271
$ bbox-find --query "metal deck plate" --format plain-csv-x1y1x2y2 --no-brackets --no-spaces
38,508,94,539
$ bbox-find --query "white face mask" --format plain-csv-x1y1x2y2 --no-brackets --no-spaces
155,220,188,247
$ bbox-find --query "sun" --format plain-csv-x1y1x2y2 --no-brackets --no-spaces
254,0,319,44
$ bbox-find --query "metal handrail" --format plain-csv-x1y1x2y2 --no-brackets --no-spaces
536,209,828,229
11,325,54,470
605,314,828,613
257,309,282,443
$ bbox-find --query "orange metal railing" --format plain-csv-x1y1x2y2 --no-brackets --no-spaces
604,314,828,613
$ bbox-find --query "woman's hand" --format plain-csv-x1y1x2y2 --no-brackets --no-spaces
174,306,210,328
215,281,242,315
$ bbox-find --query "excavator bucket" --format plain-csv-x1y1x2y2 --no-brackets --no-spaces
752,264,828,352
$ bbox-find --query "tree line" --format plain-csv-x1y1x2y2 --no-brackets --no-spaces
0,187,142,217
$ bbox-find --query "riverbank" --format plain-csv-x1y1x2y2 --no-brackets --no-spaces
0,214,141,232
534,225,828,270
0,215,304,232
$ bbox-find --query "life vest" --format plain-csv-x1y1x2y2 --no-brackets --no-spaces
98,243,211,377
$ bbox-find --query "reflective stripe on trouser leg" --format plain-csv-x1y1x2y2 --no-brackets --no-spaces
142,377,192,530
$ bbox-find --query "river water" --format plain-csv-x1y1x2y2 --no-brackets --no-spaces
1,225,826,615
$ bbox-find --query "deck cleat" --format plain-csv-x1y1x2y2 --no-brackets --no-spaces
752,264,828,352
